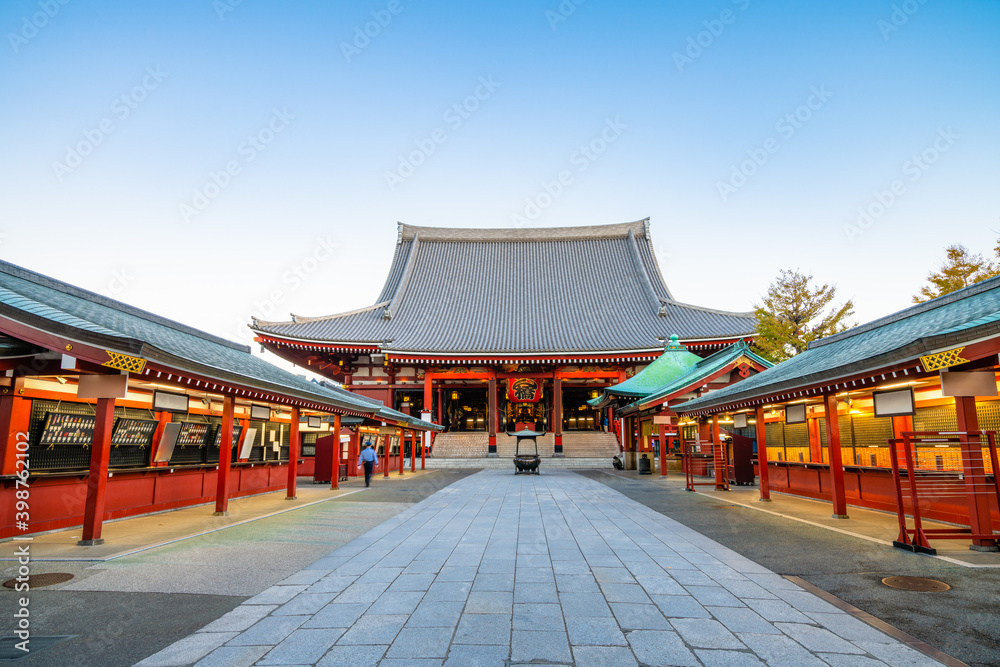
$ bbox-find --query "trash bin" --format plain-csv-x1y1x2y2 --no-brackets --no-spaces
638,455,651,475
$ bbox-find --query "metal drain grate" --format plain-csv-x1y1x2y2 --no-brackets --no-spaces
2,573,74,589
0,635,75,660
881,576,951,592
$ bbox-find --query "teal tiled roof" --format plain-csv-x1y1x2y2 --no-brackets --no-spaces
602,337,704,398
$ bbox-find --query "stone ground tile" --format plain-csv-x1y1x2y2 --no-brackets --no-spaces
386,627,455,659
278,569,331,586
610,602,671,630
389,573,437,592
601,582,652,604
552,560,591,574
512,602,564,631
305,573,358,594
707,606,781,634
334,581,391,604
406,601,466,629
565,616,627,646
442,643,509,667
272,593,337,616
336,613,408,645
465,591,514,614
650,594,711,619
736,632,829,667
226,616,307,646
367,590,426,615
405,559,445,574
694,648,767,666
423,580,472,602
453,613,512,645
772,588,843,614
436,566,478,581
198,604,277,633
819,654,894,667
510,630,572,663
472,572,515,592
852,641,946,667
514,567,555,583
356,567,405,584
193,645,270,667
627,629,700,667
744,572,803,590
135,632,237,666
586,554,625,567
591,566,636,584
635,573,686,596
515,553,550,567
257,628,345,665
303,554,351,570
559,591,613,618
549,549,585,562
669,569,715,586
315,644,387,667
513,580,559,603
242,584,308,606
685,584,746,608
775,622,867,654
379,659,443,666
555,573,600,593
805,611,896,643
302,602,370,629
571,645,639,667
742,598,812,623
670,618,746,650
715,578,779,600
478,559,515,574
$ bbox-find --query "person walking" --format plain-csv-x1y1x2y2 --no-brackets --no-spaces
358,441,379,487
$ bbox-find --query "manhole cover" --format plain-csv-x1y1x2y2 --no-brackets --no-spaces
2,572,74,589
881,576,951,592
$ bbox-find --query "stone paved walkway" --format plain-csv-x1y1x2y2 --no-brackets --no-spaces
136,470,946,666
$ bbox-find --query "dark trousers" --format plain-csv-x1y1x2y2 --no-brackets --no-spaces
363,460,373,486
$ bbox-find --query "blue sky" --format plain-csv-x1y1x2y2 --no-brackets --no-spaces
1,0,998,363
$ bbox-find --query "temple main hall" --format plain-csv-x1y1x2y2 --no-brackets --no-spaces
251,219,756,459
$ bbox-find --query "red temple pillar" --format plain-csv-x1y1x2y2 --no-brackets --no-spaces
554,376,563,456
823,393,849,518
755,406,771,501
808,416,822,463
712,413,726,490
79,397,116,545
954,396,998,549
658,422,668,477
330,413,341,490
383,434,391,477
347,429,359,477
423,373,433,419
488,375,498,456
398,430,406,476
286,406,300,500
149,411,173,466
214,396,235,515
0,385,31,477
410,430,416,472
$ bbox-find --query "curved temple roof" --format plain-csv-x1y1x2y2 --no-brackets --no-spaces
253,219,756,355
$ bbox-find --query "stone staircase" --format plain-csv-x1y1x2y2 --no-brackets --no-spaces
431,431,619,460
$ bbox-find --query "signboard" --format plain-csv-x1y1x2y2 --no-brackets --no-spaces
239,427,257,459
733,413,748,429
154,422,181,462
785,404,806,425
873,388,916,417
507,378,543,403
250,404,271,421
153,390,189,414
940,371,998,398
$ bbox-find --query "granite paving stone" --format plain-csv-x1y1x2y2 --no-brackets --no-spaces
137,470,947,667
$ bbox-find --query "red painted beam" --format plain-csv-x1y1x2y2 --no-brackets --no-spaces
214,396,235,515
287,406,300,499
79,397,116,545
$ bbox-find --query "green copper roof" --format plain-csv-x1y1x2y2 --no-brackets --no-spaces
602,335,704,398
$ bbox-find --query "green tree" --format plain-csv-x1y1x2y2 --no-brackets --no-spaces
753,269,855,363
913,244,1000,303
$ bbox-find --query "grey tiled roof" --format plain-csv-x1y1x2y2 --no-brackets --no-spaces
253,220,755,354
675,275,1000,414
0,260,387,416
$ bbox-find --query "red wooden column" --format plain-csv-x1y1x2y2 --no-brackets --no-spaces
658,423,668,477
712,414,726,490
755,406,771,501
954,396,998,550
423,373,433,419
330,413,341,490
286,406,300,500
347,429,359,477
554,376,563,456
488,375,498,456
421,429,426,469
823,394,849,518
214,396,236,516
383,434,391,477
411,430,417,472
0,383,30,477
149,411,173,467
807,417,822,463
398,430,406,476
79,397,116,545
